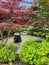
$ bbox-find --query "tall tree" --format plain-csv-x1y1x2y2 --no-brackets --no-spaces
0,0,33,45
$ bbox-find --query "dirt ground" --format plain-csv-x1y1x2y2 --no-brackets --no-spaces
13,60,30,65
0,60,30,65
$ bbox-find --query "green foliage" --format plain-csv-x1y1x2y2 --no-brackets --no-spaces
16,26,27,31
27,31,33,35
27,26,35,35
3,31,8,37
41,33,46,37
27,26,34,31
19,39,49,65
37,12,49,17
37,32,42,36
27,29,46,37
33,32,37,35
0,42,3,49
37,2,49,17
33,32,39,36
7,30,15,36
46,33,49,41
0,44,17,62
6,44,17,52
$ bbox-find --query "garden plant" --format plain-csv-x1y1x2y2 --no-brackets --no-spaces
0,42,17,65
19,39,49,65
0,0,49,65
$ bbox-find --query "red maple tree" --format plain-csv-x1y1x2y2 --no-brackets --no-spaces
0,0,33,45
0,0,33,25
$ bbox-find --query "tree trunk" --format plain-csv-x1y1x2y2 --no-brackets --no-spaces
0,30,4,45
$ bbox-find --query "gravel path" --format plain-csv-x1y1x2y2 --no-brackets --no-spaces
7,34,43,43
5,34,44,54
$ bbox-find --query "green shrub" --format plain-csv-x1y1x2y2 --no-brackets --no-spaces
38,32,42,36
33,32,46,37
41,33,45,38
16,27,22,31
19,39,49,65
33,32,39,36
16,26,27,31
33,32,37,35
27,26,34,31
27,30,33,35
27,26,34,35
6,44,17,52
46,34,49,41
36,33,39,36
3,31,8,36
0,44,17,62
0,42,3,49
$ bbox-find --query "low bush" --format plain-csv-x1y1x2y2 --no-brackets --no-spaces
37,32,42,36
46,33,49,41
27,31,33,35
0,42,3,49
16,26,27,31
6,44,17,52
41,33,46,38
27,26,34,31
3,31,8,37
27,26,35,35
19,39,49,65
33,32,37,36
0,44,17,63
